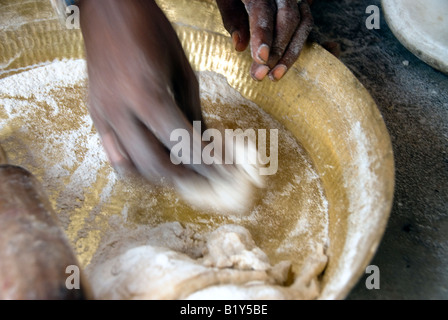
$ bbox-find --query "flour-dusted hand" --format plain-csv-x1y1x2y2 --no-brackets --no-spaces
216,0,314,81
79,0,264,214
80,0,213,184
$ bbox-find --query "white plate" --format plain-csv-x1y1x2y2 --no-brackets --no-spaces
382,0,448,74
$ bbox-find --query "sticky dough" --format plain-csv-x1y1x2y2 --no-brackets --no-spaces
173,137,264,215
86,223,327,300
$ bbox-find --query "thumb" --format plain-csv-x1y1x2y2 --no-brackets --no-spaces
216,0,250,52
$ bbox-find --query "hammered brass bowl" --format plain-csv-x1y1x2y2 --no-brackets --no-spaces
0,0,394,299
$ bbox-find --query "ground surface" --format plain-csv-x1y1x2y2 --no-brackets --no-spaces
309,0,448,299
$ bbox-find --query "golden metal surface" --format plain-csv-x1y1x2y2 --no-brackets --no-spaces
0,0,394,299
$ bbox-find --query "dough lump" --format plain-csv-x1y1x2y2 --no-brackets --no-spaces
86,222,327,300
173,137,264,216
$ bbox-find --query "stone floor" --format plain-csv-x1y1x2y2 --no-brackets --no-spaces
309,0,448,299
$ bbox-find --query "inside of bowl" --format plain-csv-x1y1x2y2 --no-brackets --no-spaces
159,0,395,300
0,0,394,299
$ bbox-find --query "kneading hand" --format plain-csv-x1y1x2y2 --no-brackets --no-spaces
80,0,214,184
79,0,263,213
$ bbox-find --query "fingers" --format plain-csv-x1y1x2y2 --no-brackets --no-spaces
270,0,313,78
250,62,270,81
243,0,276,64
216,0,250,52
217,0,312,81
88,97,134,174
92,93,194,183
243,0,313,82
171,60,204,127
266,0,300,69
114,113,195,183
130,89,219,181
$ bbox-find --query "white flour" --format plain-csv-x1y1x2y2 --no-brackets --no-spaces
0,59,114,231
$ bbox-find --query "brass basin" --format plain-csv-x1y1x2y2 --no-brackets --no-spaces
0,0,394,299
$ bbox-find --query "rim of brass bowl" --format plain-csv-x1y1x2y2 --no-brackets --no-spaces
0,0,395,299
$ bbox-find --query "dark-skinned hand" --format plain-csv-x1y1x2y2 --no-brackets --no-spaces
216,0,314,81
79,0,314,187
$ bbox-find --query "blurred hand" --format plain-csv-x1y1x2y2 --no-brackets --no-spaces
80,0,213,184
216,0,314,81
